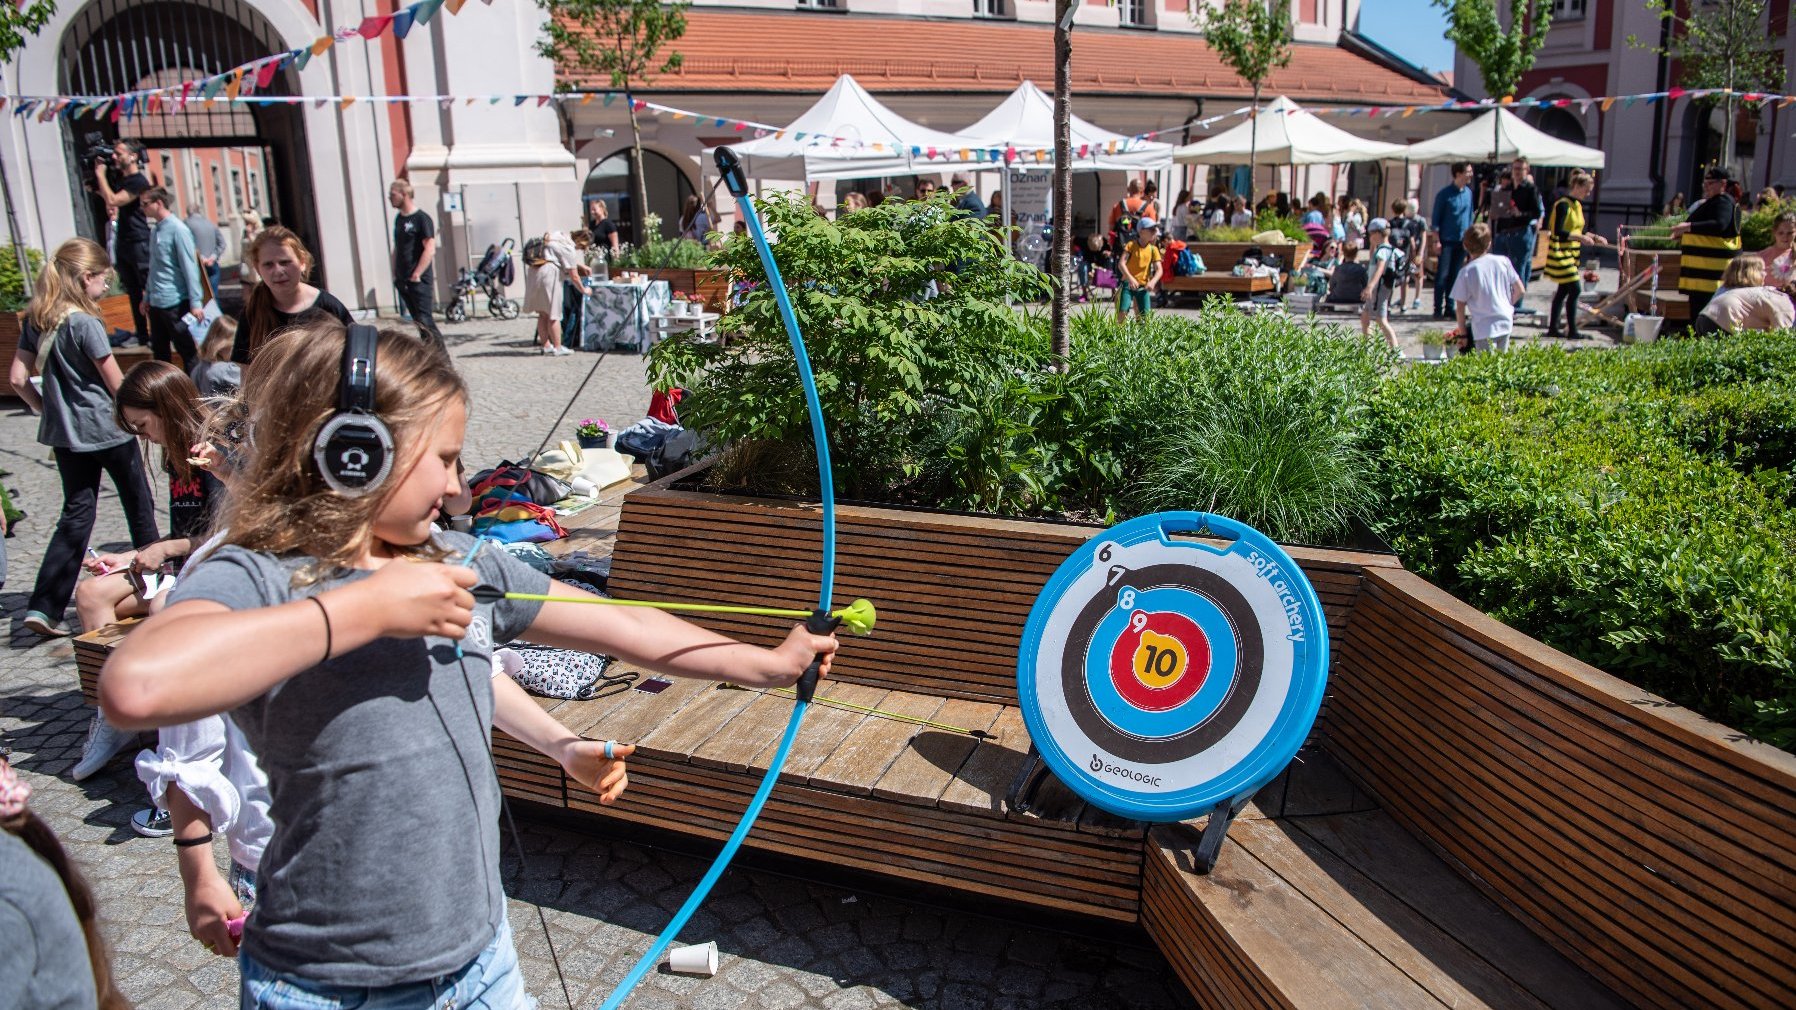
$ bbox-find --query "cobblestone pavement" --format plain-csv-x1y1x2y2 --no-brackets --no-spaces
0,316,1193,1009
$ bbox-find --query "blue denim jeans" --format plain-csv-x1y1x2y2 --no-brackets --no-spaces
1495,226,1536,305
1433,242,1468,316
239,918,536,1010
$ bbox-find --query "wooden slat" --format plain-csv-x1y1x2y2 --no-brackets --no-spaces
807,690,943,796
1325,568,1796,1010
871,698,1004,806
937,708,1032,818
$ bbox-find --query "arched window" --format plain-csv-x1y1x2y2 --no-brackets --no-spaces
582,149,695,247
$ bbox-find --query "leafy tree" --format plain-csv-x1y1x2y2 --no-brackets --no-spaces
0,2,54,64
536,0,688,244
1434,0,1553,102
1198,0,1292,207
1629,0,1785,175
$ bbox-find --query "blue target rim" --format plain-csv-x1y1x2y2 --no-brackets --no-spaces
1016,512,1330,823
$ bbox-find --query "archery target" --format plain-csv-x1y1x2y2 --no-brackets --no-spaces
1017,512,1329,822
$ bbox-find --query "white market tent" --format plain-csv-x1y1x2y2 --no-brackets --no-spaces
1172,95,1408,165
1396,108,1606,168
941,80,1173,172
714,74,984,181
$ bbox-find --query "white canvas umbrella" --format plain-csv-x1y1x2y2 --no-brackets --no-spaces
715,74,985,181
1396,108,1605,168
1173,95,1407,165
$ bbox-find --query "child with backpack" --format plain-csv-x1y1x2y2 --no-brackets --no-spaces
1361,218,1401,348
101,322,839,1008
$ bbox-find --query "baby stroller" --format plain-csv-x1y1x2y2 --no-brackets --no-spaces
445,239,521,322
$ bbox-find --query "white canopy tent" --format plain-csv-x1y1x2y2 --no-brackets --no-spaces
712,74,985,181
942,80,1173,172
1395,108,1606,168
1172,95,1408,165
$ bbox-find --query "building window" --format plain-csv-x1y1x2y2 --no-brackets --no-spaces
1118,0,1152,29
230,167,243,209
210,164,224,216
973,0,1006,16
796,0,839,8
159,151,174,188
248,168,262,210
1551,0,1586,19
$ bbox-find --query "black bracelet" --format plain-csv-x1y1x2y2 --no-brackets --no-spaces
309,596,331,663
173,832,213,848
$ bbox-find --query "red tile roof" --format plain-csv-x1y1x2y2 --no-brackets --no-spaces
554,10,1450,104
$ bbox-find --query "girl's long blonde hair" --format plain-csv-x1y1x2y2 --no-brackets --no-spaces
26,238,110,335
220,321,465,577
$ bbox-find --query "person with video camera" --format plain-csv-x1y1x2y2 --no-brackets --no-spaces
92,139,151,344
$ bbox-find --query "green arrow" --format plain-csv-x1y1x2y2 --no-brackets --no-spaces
472,587,877,636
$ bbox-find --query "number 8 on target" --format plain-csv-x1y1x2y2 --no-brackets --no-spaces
1017,512,1330,825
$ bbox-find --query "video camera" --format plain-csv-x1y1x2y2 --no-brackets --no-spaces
79,135,121,192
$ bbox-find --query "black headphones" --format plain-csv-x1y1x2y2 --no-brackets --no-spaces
312,324,394,497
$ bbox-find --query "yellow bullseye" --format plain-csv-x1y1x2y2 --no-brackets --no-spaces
1132,629,1188,688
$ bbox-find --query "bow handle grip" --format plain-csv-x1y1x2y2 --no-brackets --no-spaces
796,608,841,704
714,147,749,198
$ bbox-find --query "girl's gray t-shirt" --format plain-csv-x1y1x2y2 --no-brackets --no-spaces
20,312,132,452
166,532,549,986
0,830,100,1008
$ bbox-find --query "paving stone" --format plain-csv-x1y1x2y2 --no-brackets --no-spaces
0,316,1192,1009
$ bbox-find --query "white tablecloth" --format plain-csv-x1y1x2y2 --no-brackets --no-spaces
581,280,671,352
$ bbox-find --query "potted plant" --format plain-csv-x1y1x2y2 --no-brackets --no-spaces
575,417,610,449
688,293,708,316
1418,329,1449,362
670,291,690,317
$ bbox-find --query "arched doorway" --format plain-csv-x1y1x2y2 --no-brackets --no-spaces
58,0,318,290
582,149,694,247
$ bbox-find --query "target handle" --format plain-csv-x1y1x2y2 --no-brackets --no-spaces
796,609,841,704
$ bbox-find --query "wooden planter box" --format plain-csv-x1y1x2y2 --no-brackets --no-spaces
608,462,1796,1010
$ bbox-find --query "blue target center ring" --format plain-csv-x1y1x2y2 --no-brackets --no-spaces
1017,512,1330,822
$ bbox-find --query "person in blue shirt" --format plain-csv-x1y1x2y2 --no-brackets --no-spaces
1431,161,1475,319
141,186,206,372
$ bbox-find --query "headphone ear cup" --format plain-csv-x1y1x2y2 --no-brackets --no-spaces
313,413,395,497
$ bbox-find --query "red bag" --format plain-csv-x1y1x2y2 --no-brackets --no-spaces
648,387,684,426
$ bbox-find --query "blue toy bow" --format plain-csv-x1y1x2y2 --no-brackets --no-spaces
598,147,840,1008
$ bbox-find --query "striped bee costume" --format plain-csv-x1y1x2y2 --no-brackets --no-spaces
1543,196,1585,285
1678,192,1741,320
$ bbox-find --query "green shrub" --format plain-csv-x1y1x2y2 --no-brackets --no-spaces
1742,197,1794,252
610,237,712,270
1366,335,1796,746
1626,213,1685,251
1191,224,1260,242
1252,211,1310,244
0,245,44,313
648,191,1048,501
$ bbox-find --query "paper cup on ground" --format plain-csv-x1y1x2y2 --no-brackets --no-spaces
669,941,718,977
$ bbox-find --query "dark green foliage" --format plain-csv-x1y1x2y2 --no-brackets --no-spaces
0,245,44,313
1366,335,1796,746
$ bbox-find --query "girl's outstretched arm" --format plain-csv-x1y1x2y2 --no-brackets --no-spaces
519,580,838,690
102,560,479,729
491,672,633,805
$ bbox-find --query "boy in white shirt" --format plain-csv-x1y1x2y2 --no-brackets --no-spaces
1450,223,1525,352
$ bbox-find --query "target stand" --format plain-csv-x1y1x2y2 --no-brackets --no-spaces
1015,512,1329,873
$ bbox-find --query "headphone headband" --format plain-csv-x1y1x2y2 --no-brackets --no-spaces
341,323,379,415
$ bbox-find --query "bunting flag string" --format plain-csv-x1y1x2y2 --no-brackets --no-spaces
6,70,1791,165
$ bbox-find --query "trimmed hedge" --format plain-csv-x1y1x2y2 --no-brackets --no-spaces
1367,335,1796,746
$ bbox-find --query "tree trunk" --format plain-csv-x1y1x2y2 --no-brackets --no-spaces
627,99,652,246
1050,0,1073,366
1247,82,1260,209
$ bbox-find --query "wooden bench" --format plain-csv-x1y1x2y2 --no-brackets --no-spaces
1142,751,1629,1010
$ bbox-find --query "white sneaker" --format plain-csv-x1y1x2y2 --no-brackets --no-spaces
131,807,173,838
22,610,69,637
553,345,573,356
70,713,136,781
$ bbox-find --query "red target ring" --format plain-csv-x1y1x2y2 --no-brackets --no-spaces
1107,609,1211,712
